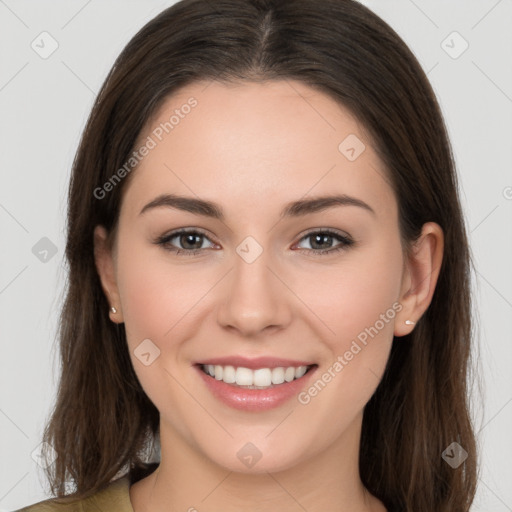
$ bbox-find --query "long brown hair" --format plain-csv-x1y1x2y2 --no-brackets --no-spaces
40,1,478,510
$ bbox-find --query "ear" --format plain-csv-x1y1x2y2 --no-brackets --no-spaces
394,222,444,337
93,225,124,324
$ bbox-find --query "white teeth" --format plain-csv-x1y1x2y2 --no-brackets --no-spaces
235,367,253,386
222,365,236,383
295,366,308,379
271,367,285,385
202,364,311,387
284,367,296,382
253,368,271,387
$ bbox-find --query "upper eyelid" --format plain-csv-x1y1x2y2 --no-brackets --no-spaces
165,227,217,243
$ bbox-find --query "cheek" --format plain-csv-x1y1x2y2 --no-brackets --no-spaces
301,236,403,377
115,235,206,343
116,246,169,342
293,242,403,441
114,237,206,420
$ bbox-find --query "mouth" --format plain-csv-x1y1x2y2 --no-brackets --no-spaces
195,362,318,411
197,363,317,389
193,355,319,411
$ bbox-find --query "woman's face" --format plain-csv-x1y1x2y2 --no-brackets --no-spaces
95,79,420,474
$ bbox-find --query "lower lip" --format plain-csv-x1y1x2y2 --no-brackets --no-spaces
195,365,318,411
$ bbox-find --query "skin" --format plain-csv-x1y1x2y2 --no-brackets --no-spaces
94,79,444,512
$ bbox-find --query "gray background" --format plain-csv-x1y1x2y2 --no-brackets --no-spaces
1,0,511,510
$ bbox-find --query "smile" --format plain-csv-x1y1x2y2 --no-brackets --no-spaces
195,362,318,411
200,364,314,389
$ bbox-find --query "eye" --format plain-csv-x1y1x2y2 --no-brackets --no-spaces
155,228,354,257
293,229,354,256
155,228,218,256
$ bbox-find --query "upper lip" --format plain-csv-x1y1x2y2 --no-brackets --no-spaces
195,356,316,370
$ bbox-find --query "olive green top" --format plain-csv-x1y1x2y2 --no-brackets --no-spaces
15,463,159,512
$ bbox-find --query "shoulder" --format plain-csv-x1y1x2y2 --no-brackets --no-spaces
14,475,132,512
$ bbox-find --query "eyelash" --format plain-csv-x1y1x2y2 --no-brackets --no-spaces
154,228,355,257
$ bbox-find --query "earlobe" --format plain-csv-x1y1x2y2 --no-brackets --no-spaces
93,225,123,323
394,222,444,337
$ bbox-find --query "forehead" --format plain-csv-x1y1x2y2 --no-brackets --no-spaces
122,79,396,221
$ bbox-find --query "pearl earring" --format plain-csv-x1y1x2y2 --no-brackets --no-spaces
405,320,415,325
111,306,117,314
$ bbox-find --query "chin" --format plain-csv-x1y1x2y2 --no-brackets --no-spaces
201,436,314,475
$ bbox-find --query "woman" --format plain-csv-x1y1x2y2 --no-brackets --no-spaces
17,0,477,511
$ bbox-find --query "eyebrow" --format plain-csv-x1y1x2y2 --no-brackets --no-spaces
139,193,376,220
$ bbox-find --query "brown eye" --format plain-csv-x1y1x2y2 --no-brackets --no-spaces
176,232,205,250
294,230,354,256
155,229,216,256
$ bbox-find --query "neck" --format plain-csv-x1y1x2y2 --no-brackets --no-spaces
130,413,385,512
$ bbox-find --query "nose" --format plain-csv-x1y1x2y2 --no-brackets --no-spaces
216,246,292,337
